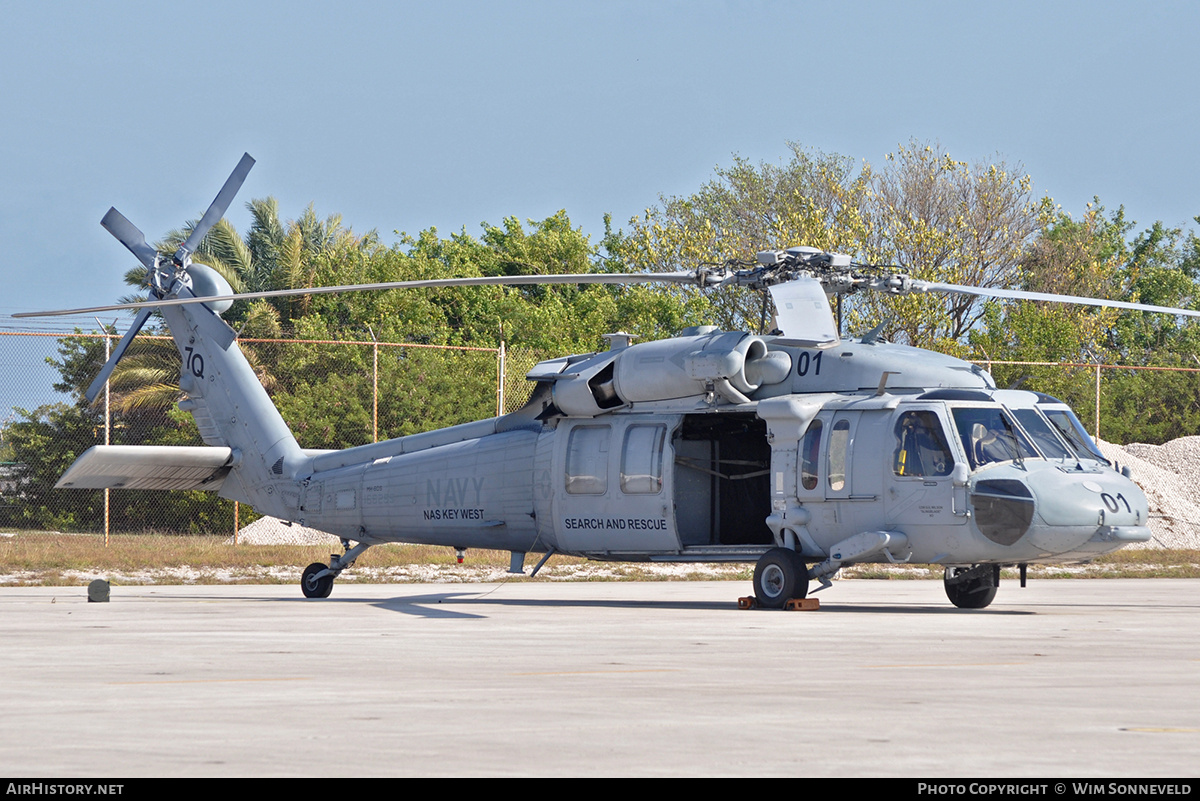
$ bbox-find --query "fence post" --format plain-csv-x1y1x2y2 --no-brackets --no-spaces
367,326,379,443
497,341,506,416
97,322,111,547
373,341,379,443
1094,362,1102,439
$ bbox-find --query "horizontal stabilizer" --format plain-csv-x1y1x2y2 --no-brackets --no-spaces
56,446,235,491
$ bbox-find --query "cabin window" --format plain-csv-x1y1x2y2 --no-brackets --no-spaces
565,425,610,494
800,420,822,491
621,424,666,494
828,419,850,491
893,411,953,477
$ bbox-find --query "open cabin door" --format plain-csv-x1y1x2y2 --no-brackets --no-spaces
672,413,773,547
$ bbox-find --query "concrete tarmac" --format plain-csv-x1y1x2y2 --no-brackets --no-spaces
1,578,1197,777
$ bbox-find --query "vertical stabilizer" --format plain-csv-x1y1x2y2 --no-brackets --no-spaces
163,300,305,519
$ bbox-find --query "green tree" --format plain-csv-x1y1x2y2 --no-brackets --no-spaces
625,142,870,332
1109,217,1200,358
3,401,104,530
3,335,235,532
94,203,712,450
1099,215,1200,443
969,203,1128,367
850,141,1053,356
970,204,1200,444
624,140,1049,351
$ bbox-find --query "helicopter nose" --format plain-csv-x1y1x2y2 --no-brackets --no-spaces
1025,471,1149,554
971,470,1149,554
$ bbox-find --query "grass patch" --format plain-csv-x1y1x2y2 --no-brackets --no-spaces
840,549,1200,580
0,533,595,586
1,533,1198,585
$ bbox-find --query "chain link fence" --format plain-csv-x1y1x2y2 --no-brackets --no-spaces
976,358,1200,444
0,330,545,541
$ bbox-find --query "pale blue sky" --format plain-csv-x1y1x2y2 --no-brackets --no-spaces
2,0,1198,330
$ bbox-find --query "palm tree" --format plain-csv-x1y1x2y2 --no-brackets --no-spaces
270,203,381,318
106,197,378,415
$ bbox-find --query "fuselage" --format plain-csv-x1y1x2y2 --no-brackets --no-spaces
288,336,1149,568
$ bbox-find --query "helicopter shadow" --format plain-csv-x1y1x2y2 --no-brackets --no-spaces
368,591,739,619
814,603,1034,616
274,591,749,618
279,591,1038,618
273,591,494,619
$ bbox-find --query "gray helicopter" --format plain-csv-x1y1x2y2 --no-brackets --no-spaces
22,154,1197,609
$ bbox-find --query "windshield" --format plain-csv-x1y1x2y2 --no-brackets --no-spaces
1012,408,1076,460
1043,407,1108,463
951,406,1039,469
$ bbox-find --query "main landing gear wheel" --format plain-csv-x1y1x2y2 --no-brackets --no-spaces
753,548,809,609
302,562,334,599
944,565,998,609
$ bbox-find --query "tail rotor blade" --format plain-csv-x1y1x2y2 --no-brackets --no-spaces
101,208,159,270
176,153,255,260
85,308,153,404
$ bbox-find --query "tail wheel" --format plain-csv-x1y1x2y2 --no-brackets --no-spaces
753,548,808,609
944,565,998,609
302,562,334,599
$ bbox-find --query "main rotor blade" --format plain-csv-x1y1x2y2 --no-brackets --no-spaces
14,271,705,318
176,153,255,259
100,208,159,270
84,307,153,404
917,281,1200,318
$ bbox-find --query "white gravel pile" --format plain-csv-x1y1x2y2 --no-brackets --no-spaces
229,516,341,546
1097,437,1200,549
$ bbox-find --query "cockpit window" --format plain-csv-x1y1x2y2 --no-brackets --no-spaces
1012,408,1075,460
1043,408,1108,463
893,411,953,477
951,407,1039,469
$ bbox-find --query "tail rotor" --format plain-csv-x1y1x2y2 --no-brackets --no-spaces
82,154,256,403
